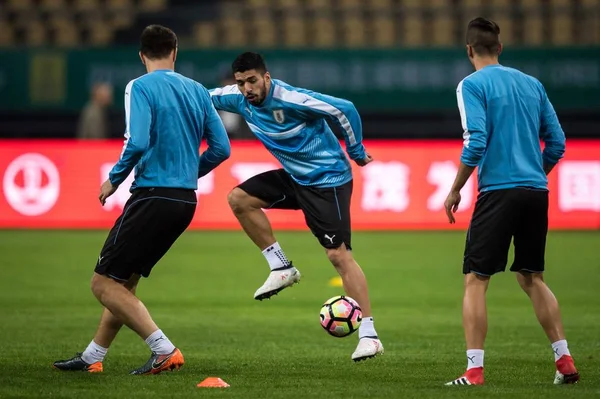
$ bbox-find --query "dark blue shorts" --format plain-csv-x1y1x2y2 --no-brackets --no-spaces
95,187,197,282
237,169,353,250
463,187,549,276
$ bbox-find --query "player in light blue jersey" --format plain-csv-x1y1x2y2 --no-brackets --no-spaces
54,25,230,376
443,18,578,386
210,52,383,361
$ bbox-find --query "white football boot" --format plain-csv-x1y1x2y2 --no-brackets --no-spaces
253,265,301,300
351,337,384,362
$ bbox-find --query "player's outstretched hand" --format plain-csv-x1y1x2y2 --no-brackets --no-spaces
444,190,461,224
99,179,117,206
355,153,373,167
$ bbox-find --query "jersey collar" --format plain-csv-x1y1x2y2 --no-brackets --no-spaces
482,63,502,69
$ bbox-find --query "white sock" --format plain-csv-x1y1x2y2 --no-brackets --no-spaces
145,329,176,355
262,242,291,271
552,339,570,362
358,317,378,339
81,340,108,364
466,349,484,370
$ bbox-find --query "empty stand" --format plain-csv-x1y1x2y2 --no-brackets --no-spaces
0,0,598,48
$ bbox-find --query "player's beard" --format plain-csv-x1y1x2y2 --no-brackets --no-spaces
247,82,267,105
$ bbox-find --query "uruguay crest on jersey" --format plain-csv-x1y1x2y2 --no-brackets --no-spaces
273,109,285,123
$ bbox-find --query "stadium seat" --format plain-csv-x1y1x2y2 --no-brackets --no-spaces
25,22,48,46
88,23,114,46
461,0,484,6
106,0,134,10
54,23,80,47
0,23,15,46
372,16,395,47
276,0,300,11
522,0,544,45
306,0,330,12
432,13,455,46
368,0,392,11
520,0,541,8
73,0,100,11
342,15,366,48
248,0,271,8
110,12,134,29
312,17,336,47
402,5,424,47
580,0,600,44
550,0,573,46
460,0,484,30
221,17,247,48
48,14,72,30
337,0,362,11
6,0,34,11
40,0,67,12
139,0,167,12
14,12,40,30
283,16,307,47
73,0,100,12
253,17,277,47
490,0,513,44
193,22,217,47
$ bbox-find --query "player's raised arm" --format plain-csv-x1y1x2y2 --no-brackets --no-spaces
289,90,368,163
539,84,566,175
199,89,231,178
457,79,487,168
109,80,151,187
209,85,244,114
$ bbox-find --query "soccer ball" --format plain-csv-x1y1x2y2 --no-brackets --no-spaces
319,295,362,338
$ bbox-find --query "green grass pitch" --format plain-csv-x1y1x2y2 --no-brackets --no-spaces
1,230,599,398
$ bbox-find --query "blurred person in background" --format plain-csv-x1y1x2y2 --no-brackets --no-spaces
76,82,113,139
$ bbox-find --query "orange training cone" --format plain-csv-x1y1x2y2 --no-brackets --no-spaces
197,377,230,388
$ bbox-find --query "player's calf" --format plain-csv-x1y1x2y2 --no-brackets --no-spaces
325,245,383,361
326,245,373,317
516,273,580,384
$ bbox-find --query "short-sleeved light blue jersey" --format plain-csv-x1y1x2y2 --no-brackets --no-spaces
457,64,566,192
109,69,231,191
210,79,367,187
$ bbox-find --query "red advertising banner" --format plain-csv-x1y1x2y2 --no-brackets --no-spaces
0,140,599,230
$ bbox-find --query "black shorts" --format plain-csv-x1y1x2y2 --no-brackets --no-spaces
95,187,197,282
237,169,353,250
463,187,549,276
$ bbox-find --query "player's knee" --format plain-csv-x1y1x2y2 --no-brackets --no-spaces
516,271,544,292
227,188,250,213
90,274,108,300
326,245,351,268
